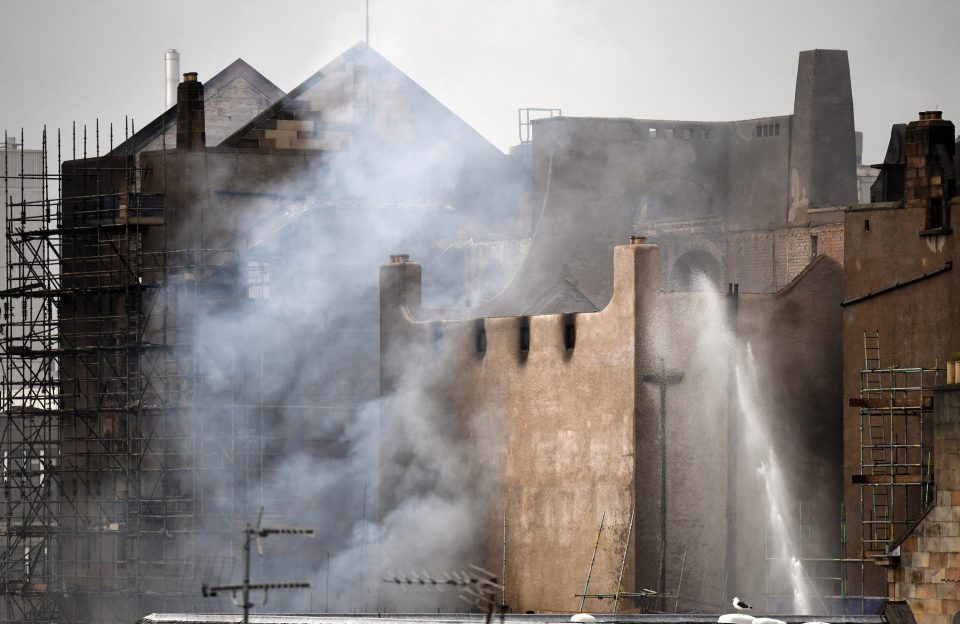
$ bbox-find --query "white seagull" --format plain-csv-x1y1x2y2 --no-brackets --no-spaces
732,597,752,611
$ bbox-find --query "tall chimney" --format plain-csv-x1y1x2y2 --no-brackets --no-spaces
164,49,180,109
176,72,205,152
905,111,955,230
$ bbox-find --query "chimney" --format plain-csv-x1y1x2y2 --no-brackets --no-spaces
176,72,205,152
164,49,180,109
905,110,955,231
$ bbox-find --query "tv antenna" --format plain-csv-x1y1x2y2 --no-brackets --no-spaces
202,506,315,624
385,564,507,623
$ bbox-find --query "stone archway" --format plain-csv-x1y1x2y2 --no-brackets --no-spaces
671,249,721,291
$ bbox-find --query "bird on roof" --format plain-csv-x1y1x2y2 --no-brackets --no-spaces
732,597,752,610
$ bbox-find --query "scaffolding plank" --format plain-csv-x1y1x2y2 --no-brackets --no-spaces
851,473,929,485
850,396,933,408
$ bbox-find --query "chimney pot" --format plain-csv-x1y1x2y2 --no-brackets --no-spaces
630,235,647,245
390,254,410,264
183,72,198,82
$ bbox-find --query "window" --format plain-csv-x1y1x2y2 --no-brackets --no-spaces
519,318,530,354
864,219,870,232
810,235,818,259
755,123,781,138
431,323,443,354
563,316,576,351
475,322,486,356
247,260,270,299
648,128,657,138
927,198,947,230
701,129,711,140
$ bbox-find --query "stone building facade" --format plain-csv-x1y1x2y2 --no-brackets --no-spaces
842,111,960,615
380,241,844,613
886,387,960,624
477,49,856,320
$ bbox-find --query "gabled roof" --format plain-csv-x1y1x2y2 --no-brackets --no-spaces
110,58,284,156
221,42,503,159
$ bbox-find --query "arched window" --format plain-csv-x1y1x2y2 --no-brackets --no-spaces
671,250,721,291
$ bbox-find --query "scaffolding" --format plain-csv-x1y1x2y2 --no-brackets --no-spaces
854,331,937,558
756,330,941,615
762,502,887,615
0,125,264,623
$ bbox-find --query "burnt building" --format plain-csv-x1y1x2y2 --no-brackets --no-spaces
0,43,520,624
2,42,871,623
480,49,856,317
378,50,859,613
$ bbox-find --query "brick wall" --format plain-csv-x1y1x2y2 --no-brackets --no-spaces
722,222,844,293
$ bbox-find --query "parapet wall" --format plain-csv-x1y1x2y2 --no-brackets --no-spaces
380,243,657,611
379,242,843,613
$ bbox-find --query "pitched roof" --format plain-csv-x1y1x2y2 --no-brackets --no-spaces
221,42,502,160
110,58,284,156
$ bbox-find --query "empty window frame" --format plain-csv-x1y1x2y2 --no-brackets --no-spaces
519,318,530,354
475,321,487,356
563,315,576,351
926,197,949,230
755,123,781,138
431,323,443,354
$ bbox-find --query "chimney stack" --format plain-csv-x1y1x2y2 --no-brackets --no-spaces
176,72,205,152
164,49,180,109
905,110,955,230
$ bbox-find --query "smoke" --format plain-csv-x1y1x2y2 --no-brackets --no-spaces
645,272,824,614
173,79,516,615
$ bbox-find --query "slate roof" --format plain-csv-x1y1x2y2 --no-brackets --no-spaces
110,58,284,156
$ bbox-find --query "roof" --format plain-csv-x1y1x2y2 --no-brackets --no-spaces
110,58,284,156
220,41,503,160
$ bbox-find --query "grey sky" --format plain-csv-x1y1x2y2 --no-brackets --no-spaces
2,0,958,163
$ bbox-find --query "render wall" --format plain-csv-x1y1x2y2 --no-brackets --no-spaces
380,244,655,612
789,50,858,213
726,116,792,229
380,243,843,613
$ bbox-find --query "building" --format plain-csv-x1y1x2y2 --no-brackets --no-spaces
0,43,521,624
3,43,878,623
379,240,843,613
478,49,856,319
377,48,859,612
840,110,959,622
